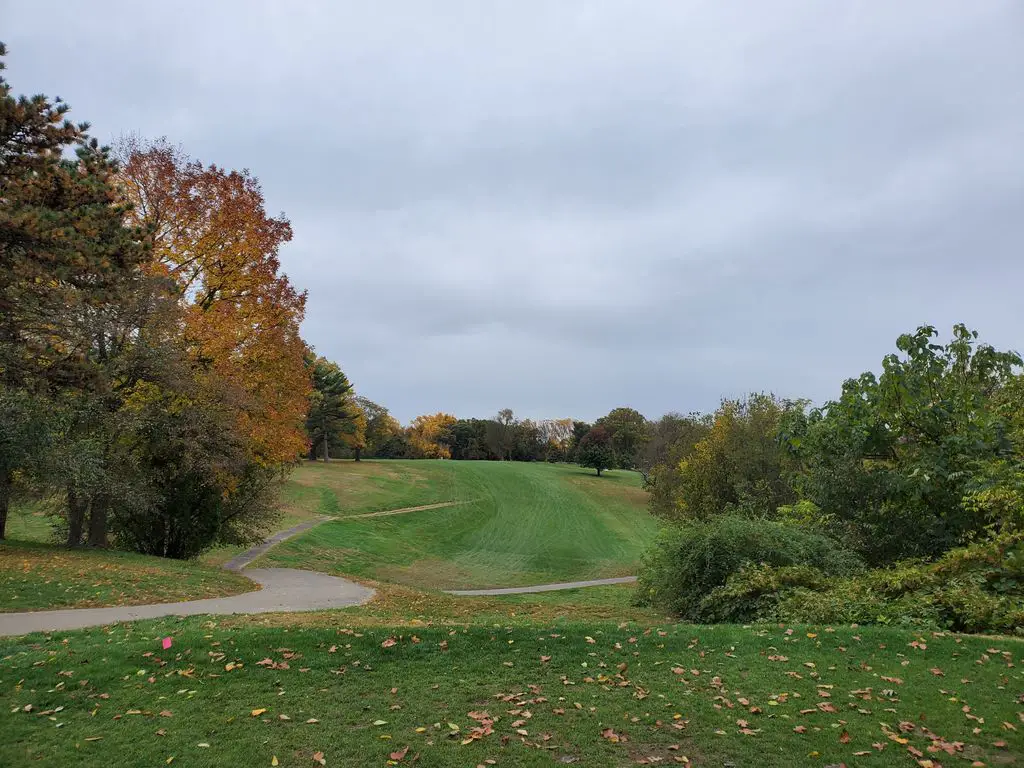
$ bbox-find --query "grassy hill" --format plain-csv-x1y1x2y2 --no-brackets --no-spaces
260,460,658,589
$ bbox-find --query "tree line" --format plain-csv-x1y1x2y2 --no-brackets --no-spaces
303,393,655,475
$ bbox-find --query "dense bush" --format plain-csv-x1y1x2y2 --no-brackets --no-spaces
783,326,1023,564
635,515,862,620
705,533,1024,634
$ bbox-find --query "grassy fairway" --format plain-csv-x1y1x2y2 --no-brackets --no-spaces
1,618,1020,767
260,460,658,589
0,541,256,612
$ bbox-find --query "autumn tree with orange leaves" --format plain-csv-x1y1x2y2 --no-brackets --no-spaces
116,137,311,466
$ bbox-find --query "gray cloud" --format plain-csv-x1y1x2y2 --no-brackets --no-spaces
5,0,1023,422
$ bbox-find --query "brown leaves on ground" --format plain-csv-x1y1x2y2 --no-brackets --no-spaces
601,727,628,743
256,657,290,670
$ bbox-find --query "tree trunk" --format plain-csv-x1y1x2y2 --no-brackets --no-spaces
67,488,85,547
87,495,108,548
354,447,361,462
322,416,329,462
596,467,602,477
0,469,10,540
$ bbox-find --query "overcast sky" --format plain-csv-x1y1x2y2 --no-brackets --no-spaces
5,1,1023,423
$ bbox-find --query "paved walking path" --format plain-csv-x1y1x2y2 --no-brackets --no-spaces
0,568,375,636
0,516,372,637
445,575,637,596
0,504,639,636
223,516,331,570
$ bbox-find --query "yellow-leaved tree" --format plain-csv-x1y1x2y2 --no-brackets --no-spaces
407,413,457,458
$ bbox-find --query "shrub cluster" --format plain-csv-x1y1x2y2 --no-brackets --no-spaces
637,326,1024,633
635,516,862,621
705,532,1024,634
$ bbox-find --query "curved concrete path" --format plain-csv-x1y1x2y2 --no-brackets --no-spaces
445,575,637,596
0,568,375,636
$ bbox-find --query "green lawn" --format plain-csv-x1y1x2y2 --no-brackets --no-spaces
1,617,1019,767
0,541,256,612
258,460,658,589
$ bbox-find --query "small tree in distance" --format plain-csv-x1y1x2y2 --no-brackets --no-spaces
577,426,616,477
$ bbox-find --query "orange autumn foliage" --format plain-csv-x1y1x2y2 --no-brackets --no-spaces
117,137,311,466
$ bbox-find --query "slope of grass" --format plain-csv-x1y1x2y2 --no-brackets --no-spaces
201,460,461,567
1,617,1019,767
281,459,460,517
0,541,256,612
259,460,658,589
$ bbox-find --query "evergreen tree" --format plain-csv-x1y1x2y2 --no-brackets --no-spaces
306,356,363,461
0,43,149,539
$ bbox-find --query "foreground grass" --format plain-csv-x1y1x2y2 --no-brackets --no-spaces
1,617,1019,767
0,541,256,612
261,460,657,589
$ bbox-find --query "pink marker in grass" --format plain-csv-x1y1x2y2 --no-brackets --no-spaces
162,637,172,650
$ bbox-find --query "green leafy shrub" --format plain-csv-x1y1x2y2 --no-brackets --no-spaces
710,532,1024,633
783,326,1023,565
635,516,862,619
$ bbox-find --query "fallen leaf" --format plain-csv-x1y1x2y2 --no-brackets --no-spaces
251,708,267,717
